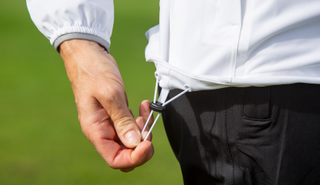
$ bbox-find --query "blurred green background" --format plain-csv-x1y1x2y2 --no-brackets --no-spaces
0,1,183,184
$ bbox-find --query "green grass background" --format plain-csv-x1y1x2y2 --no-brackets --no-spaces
0,1,183,184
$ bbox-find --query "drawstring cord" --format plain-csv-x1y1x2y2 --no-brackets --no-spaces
141,73,191,141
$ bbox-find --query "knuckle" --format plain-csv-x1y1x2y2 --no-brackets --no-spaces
98,88,126,110
114,116,133,129
101,86,123,101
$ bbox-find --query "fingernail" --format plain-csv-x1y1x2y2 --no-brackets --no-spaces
124,130,140,146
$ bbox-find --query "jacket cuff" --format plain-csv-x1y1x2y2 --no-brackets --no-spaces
54,33,110,53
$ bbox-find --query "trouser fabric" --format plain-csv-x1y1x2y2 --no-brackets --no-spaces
162,83,320,185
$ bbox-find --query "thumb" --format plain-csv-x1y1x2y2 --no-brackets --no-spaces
100,90,141,148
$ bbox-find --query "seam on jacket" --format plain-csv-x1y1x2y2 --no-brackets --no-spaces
53,33,110,53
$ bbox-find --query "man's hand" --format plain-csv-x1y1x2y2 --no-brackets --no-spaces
60,39,154,172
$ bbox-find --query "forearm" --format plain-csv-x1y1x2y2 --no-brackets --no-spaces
27,0,155,171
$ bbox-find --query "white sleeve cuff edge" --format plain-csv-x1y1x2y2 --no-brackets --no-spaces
53,33,110,53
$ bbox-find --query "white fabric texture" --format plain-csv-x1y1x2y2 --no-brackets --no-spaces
145,0,320,91
27,0,113,51
27,0,320,91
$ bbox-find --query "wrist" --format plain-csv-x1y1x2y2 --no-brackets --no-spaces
59,39,119,84
60,39,104,59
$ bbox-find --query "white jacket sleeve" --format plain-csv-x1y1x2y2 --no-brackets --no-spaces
27,0,114,52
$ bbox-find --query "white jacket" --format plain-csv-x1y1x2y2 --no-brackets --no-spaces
27,0,320,92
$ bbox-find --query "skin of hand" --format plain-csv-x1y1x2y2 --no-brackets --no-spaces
59,39,154,172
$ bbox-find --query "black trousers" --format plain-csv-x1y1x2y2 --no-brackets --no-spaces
162,83,320,185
